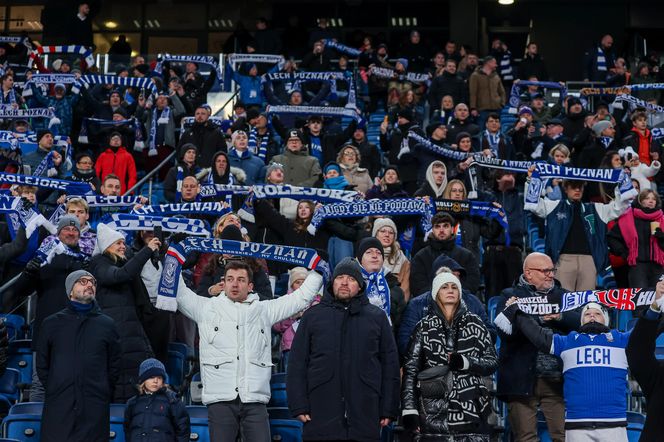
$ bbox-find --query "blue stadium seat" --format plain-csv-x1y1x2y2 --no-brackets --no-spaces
0,316,25,341
8,340,32,355
0,369,20,404
271,372,287,384
186,405,208,419
0,438,21,442
8,403,42,416
536,412,553,442
167,350,186,389
2,414,41,440
269,382,287,408
487,296,501,322
168,342,194,360
626,411,645,442
268,407,291,420
187,406,210,442
269,419,303,442
7,350,32,386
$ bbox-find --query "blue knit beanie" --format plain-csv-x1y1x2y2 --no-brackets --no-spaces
138,358,166,384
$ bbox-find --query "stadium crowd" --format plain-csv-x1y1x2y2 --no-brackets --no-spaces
0,7,663,441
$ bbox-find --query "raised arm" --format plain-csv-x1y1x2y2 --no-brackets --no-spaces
264,271,323,324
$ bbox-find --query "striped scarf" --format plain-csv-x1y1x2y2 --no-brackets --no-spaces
30,45,95,67
596,46,607,72
247,127,268,161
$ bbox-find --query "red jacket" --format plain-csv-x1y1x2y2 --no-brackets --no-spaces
95,146,137,194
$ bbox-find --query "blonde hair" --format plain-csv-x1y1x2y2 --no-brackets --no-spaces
442,179,467,199
137,379,168,395
66,197,90,213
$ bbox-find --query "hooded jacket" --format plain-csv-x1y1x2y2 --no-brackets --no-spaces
272,146,322,188
469,68,506,111
414,161,448,198
95,144,137,194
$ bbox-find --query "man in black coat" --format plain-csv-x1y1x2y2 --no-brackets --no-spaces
428,59,469,113
626,280,664,442
519,43,549,80
178,106,227,167
495,252,580,442
410,212,481,295
379,108,420,194
37,269,121,442
350,125,382,179
287,258,400,441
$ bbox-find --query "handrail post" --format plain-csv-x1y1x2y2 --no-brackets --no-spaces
123,150,176,196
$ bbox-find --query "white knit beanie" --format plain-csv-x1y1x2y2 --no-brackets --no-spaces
372,217,398,237
93,223,125,256
431,272,462,301
288,267,309,289
581,302,610,326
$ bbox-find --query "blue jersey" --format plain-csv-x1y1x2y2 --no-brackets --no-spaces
552,329,630,425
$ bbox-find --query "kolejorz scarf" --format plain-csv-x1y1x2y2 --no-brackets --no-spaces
71,75,157,96
157,238,322,311
0,195,53,237
0,172,92,195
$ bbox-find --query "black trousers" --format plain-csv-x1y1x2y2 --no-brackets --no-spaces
208,398,270,442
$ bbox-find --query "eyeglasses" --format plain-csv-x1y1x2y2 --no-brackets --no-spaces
527,267,557,275
76,277,96,286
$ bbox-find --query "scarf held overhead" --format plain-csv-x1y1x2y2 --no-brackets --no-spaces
0,172,92,195
156,238,322,311
434,199,510,245
101,213,211,236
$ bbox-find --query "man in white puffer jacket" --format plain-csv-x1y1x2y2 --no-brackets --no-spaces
176,259,323,442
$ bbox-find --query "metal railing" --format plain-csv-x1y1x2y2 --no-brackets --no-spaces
123,149,177,199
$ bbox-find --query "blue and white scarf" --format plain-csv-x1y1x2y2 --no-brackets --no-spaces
308,198,432,235
596,46,607,72
34,237,89,266
146,106,170,156
157,238,321,311
263,71,351,103
2,88,16,106
247,127,268,161
154,54,222,86
22,74,77,97
0,106,55,120
32,150,56,177
71,75,157,96
227,53,285,70
322,39,362,57
0,131,18,150
434,199,511,246
101,213,211,236
599,136,614,149
613,94,664,114
266,104,361,121
498,50,514,81
370,66,430,84
132,201,231,216
0,195,52,237
180,116,225,131
238,184,362,223
361,266,391,319
30,45,95,67
508,80,568,109
484,130,501,156
0,172,92,194
78,195,144,207
78,117,144,149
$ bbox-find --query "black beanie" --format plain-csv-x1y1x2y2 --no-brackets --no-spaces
36,129,53,144
355,237,384,261
331,257,366,292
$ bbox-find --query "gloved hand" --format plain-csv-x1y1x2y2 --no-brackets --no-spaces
402,414,420,433
20,197,33,211
314,259,331,286
24,257,42,275
448,353,466,371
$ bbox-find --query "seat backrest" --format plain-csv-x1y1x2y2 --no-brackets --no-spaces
186,405,209,419
268,407,291,420
9,402,43,416
269,419,303,442
166,350,186,389
1,315,25,341
189,418,210,442
268,383,287,408
0,369,20,401
3,415,41,440
109,403,127,419
271,372,287,384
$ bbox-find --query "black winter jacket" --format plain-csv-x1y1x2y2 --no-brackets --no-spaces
89,248,155,403
37,303,121,442
410,237,481,295
287,288,401,441
495,279,580,400
428,72,468,111
402,301,497,436
177,121,227,168
124,388,190,442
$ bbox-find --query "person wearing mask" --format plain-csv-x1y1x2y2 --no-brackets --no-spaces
176,259,324,441
37,269,121,442
227,130,264,186
401,271,497,440
525,169,630,291
497,299,631,442
410,212,480,295
178,106,226,167
287,258,400,440
89,224,158,403
271,129,321,188
494,252,580,442
94,132,137,195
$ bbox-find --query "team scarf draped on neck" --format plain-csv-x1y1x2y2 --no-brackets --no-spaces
508,80,568,109
0,172,92,195
157,237,321,311
322,39,362,57
361,266,391,319
101,213,211,236
308,198,432,235
154,54,222,86
34,237,89,266
434,199,511,245
78,117,144,148
498,50,514,81
494,286,658,335
247,126,268,161
596,46,607,72
145,105,170,156
2,87,16,106
29,45,95,67
132,201,231,217
484,130,501,155
370,66,430,84
266,104,361,121
599,136,614,148
237,184,362,223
